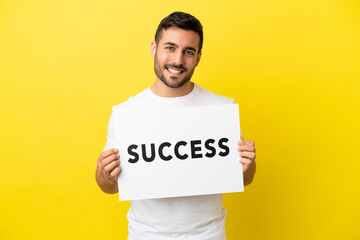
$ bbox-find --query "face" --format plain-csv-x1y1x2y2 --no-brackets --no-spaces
151,27,202,89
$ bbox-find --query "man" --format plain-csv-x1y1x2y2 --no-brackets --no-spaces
96,11,256,240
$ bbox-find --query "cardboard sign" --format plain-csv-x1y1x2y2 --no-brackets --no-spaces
114,104,243,201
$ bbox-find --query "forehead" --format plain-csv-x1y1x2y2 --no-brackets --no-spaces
158,27,200,51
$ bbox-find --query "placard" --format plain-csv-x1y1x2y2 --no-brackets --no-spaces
114,104,243,201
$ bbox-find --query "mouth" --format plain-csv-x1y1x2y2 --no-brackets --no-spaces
166,67,185,75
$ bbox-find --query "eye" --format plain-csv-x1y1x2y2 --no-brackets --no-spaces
185,50,194,56
165,46,175,51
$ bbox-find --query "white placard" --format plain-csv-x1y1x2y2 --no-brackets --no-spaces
114,104,243,201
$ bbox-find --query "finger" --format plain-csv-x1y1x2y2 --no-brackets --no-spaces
239,158,252,172
101,154,120,168
99,148,119,162
238,140,255,146
241,135,244,141
244,140,255,146
110,166,122,178
104,159,121,174
240,151,256,160
238,145,255,152
239,158,252,165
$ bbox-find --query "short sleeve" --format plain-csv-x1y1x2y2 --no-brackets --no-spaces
103,109,116,151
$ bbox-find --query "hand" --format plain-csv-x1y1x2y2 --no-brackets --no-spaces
237,136,256,185
97,148,122,184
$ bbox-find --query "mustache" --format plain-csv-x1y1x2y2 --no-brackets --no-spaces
165,64,187,71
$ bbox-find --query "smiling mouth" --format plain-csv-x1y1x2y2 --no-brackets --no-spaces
166,67,184,74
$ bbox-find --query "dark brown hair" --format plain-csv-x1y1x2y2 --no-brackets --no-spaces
155,12,203,53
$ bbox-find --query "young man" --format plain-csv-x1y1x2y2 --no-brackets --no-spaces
96,11,256,240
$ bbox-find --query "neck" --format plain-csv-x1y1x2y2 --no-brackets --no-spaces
151,80,194,98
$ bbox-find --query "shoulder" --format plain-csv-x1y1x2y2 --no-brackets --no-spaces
194,84,234,105
112,88,151,111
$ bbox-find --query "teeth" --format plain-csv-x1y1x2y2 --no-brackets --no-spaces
168,68,181,74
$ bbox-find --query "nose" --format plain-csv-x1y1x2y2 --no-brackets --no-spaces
172,51,184,66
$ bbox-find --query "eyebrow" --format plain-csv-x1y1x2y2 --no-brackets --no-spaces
163,42,197,53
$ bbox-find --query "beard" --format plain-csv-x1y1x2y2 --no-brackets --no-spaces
154,54,195,89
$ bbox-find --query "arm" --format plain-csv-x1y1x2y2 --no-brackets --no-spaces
237,136,256,186
95,148,122,194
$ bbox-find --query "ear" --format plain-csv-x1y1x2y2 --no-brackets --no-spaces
150,41,157,59
195,51,202,67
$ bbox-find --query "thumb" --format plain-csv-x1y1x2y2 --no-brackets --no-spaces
241,135,245,141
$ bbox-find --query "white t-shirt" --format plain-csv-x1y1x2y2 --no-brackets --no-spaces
104,84,234,240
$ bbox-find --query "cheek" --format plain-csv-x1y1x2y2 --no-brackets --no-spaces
186,59,197,68
157,51,171,61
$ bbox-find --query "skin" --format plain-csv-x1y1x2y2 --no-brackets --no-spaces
96,27,256,194
238,136,256,185
150,27,201,97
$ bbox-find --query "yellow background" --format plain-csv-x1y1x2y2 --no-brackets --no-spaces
1,0,359,239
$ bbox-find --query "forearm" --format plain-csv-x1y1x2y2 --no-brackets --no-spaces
96,166,119,194
243,161,256,186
